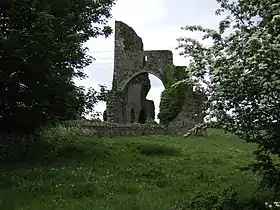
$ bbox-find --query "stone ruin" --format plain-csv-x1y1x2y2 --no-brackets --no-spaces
104,21,206,132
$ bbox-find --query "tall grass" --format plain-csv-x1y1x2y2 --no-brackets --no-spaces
0,126,275,209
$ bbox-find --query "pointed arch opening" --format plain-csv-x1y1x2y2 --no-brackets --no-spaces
138,109,146,124
116,71,166,124
130,108,135,123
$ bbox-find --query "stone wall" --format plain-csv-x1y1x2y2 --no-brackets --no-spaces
168,87,207,134
107,21,175,124
106,21,206,133
64,120,168,137
113,21,174,92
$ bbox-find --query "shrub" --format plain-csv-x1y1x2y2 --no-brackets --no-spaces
0,133,37,161
158,66,189,125
39,124,92,144
158,83,187,125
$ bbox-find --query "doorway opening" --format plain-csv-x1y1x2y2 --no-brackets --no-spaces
130,108,136,123
138,109,146,124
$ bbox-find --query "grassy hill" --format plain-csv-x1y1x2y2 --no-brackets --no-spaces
0,128,270,209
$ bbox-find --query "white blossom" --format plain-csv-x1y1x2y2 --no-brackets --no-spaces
178,0,280,195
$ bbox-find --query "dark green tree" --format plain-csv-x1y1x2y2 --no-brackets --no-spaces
0,0,115,134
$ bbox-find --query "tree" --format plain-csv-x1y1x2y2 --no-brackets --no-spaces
0,0,115,134
80,84,109,119
177,0,280,193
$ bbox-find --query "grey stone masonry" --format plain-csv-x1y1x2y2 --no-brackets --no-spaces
105,21,206,130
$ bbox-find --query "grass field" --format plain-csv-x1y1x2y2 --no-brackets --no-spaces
0,129,270,209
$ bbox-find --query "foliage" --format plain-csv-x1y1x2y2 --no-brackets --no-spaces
213,187,268,210
158,83,188,125
177,0,280,194
184,122,208,138
40,124,92,144
0,124,95,161
158,67,188,125
162,66,188,87
0,0,115,134
79,84,109,119
0,82,107,160
38,124,94,159
0,129,272,209
0,133,38,161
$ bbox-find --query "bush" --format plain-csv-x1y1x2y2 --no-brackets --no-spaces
216,194,268,210
158,83,188,125
0,133,37,161
170,187,270,210
39,124,92,144
39,124,96,158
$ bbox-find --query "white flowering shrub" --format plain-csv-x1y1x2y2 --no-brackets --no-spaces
177,0,280,194
265,201,280,209
183,123,207,138
40,125,92,144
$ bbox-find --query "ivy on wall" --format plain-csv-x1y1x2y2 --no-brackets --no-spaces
158,66,189,125
120,29,138,51
124,38,136,51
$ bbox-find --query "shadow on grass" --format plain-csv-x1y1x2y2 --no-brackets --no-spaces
0,136,115,204
0,136,113,171
0,189,18,210
137,143,181,157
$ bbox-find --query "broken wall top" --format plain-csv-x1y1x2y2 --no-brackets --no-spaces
113,21,183,91
114,21,143,52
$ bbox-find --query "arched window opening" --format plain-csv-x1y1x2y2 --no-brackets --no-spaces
138,109,146,124
103,110,107,121
130,108,135,123
143,56,148,66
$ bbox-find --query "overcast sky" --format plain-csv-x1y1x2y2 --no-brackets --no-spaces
74,0,224,121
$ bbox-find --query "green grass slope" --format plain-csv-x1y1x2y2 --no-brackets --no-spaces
0,129,267,210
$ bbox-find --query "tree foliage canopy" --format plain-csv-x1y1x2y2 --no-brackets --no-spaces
0,0,115,133
177,0,280,192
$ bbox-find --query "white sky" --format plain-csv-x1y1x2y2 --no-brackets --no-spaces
74,0,224,121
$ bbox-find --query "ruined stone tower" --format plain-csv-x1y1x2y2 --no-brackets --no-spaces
105,21,206,129
105,21,175,124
